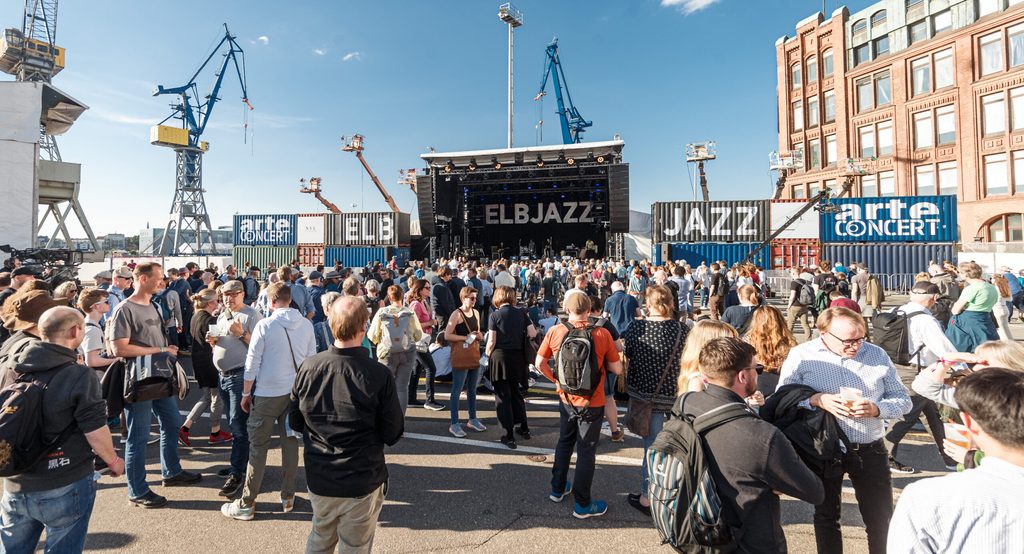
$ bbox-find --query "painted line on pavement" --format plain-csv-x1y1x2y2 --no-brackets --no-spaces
402,432,642,467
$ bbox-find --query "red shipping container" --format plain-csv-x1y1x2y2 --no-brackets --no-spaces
770,239,820,270
297,245,325,268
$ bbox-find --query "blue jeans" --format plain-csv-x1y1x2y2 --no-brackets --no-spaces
218,370,250,478
124,395,183,499
551,403,603,507
449,368,480,425
0,476,96,554
640,411,668,496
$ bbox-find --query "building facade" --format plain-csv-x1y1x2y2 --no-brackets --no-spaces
776,0,1024,246
139,227,232,256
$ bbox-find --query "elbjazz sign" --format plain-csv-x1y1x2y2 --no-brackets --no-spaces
820,195,956,243
484,202,596,225
233,214,297,246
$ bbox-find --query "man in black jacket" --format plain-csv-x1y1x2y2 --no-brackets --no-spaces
681,338,824,553
430,267,457,324
289,296,403,552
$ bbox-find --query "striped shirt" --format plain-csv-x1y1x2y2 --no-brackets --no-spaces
778,339,911,444
887,457,1024,553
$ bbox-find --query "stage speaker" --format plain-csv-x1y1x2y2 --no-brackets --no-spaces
608,163,630,233
416,174,436,236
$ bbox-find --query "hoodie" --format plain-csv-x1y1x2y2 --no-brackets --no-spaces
244,307,317,398
0,337,106,493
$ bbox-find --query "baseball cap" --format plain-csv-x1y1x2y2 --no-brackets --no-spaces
94,270,112,281
309,271,323,280
911,282,940,295
221,280,244,293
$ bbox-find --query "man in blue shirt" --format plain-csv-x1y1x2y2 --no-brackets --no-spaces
278,267,315,320
603,281,640,336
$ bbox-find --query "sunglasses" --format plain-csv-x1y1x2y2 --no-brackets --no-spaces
828,332,866,348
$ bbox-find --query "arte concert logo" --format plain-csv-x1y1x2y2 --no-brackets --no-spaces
830,198,944,240
236,216,293,243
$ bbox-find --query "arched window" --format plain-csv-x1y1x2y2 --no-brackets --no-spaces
871,10,887,28
852,19,867,36
791,62,802,89
984,213,1024,242
806,55,818,84
822,48,834,77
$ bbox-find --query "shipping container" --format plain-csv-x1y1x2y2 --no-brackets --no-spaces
324,246,410,269
770,199,821,240
655,242,768,268
297,245,325,267
651,200,770,244
233,214,298,247
232,246,297,273
296,213,327,245
819,195,957,243
821,243,956,277
325,212,411,247
770,239,820,269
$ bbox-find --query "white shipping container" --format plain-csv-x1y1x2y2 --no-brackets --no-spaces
297,214,326,245
770,200,821,240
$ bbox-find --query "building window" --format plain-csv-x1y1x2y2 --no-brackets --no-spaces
933,10,952,34
879,170,896,197
1012,87,1024,131
878,120,893,156
856,78,872,112
912,57,931,96
1014,150,1024,194
876,71,891,105
809,182,821,197
793,100,804,130
938,161,959,195
825,134,837,166
915,165,936,195
854,44,871,66
983,93,1006,136
909,20,929,44
793,184,806,199
980,32,1004,76
989,218,1006,241
937,105,956,144
979,0,1002,17
807,96,819,127
824,178,838,195
853,19,868,37
871,10,887,27
935,48,954,89
1011,214,1024,242
914,111,934,149
792,142,805,167
859,125,875,158
809,138,821,169
906,0,924,10
874,35,890,57
857,71,890,112
985,152,1009,195
806,55,818,84
824,89,836,122
791,62,802,89
1010,23,1024,67
822,49,834,77
862,174,878,196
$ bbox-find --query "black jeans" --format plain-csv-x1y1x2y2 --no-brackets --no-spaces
551,403,603,508
410,351,438,404
492,379,528,439
814,439,893,554
885,394,946,461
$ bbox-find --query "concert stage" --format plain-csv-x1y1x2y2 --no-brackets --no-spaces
416,140,629,260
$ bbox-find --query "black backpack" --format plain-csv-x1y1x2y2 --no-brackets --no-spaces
0,362,76,477
555,322,603,417
870,308,925,366
931,297,954,329
647,394,755,553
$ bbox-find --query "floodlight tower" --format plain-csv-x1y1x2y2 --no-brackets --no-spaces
498,3,523,148
685,141,716,202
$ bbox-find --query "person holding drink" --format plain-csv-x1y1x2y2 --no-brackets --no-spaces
444,286,486,438
179,288,232,447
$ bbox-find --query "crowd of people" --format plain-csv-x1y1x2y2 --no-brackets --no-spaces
0,252,1021,553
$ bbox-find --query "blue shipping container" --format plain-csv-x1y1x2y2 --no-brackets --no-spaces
233,214,298,247
821,243,956,277
324,246,410,269
656,243,767,267
819,195,957,243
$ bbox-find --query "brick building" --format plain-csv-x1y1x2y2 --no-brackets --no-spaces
776,0,1024,246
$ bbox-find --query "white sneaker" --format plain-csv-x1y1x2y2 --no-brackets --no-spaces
466,419,487,432
281,495,294,513
449,424,467,438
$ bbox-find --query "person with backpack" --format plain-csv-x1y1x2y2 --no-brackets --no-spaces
708,263,728,320
155,278,183,350
812,260,838,294
0,306,124,553
367,285,423,416
242,267,261,306
535,290,622,519
787,266,816,340
653,337,824,553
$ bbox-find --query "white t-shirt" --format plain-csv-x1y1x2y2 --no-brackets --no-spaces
80,320,105,357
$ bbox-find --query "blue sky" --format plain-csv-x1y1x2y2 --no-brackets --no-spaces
3,0,878,237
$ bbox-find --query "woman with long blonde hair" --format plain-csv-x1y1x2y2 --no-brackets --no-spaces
677,320,738,394
744,305,798,397
991,275,1015,341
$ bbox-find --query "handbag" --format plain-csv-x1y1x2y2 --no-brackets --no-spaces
521,308,537,365
622,327,683,437
450,309,481,370
123,351,178,404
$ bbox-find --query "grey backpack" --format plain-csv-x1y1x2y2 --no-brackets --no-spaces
381,310,415,355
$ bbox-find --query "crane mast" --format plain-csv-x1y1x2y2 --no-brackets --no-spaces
342,135,401,214
534,38,592,144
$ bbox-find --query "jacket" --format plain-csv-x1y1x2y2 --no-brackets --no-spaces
245,308,317,398
289,346,403,498
430,282,456,322
760,383,851,474
367,305,423,359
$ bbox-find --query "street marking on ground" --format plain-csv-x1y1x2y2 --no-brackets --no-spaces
402,432,642,466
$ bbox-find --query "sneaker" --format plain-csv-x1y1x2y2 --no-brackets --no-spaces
515,428,531,440
217,467,233,477
209,430,233,445
888,458,917,474
500,436,517,449
945,463,959,471
627,493,651,517
281,495,295,513
220,499,254,521
408,400,424,408
162,470,202,487
466,419,487,432
219,474,243,497
610,429,625,443
549,481,573,503
177,427,191,448
128,491,168,509
449,424,467,438
573,500,608,519
423,400,445,411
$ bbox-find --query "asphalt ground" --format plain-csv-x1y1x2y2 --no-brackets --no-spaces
76,295,1023,553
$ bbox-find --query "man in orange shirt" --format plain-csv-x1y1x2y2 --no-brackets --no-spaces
535,290,623,519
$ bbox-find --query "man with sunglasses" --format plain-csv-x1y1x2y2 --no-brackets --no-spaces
778,307,911,554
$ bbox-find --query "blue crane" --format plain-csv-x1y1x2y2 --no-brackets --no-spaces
534,38,591,144
151,23,252,255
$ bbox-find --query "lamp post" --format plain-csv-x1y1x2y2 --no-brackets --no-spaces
499,3,523,148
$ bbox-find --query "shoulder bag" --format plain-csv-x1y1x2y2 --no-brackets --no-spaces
450,309,481,370
622,327,683,437
520,308,538,365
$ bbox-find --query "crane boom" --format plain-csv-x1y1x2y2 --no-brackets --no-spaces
342,135,400,214
534,38,591,144
744,177,854,263
299,178,342,214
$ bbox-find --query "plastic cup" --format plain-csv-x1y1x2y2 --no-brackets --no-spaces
944,422,970,449
839,387,863,408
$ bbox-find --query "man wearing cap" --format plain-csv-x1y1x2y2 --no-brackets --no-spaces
323,270,341,294
93,270,112,291
884,281,959,474
307,271,326,324
104,266,133,321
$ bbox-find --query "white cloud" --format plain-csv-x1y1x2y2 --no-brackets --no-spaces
313,48,327,56
90,108,153,126
257,35,269,45
342,51,361,62
661,0,721,14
